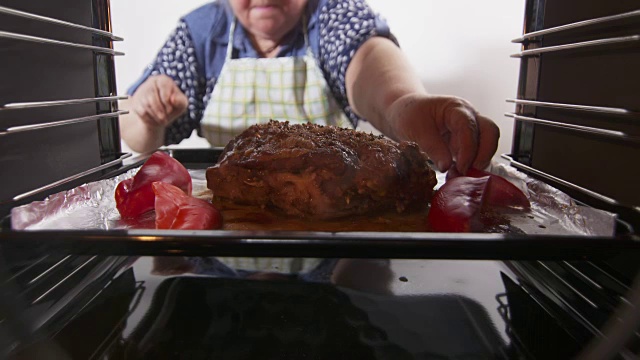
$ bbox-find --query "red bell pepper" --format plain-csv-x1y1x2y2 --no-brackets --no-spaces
152,181,222,230
464,168,530,209
115,151,192,218
428,168,531,232
427,176,489,232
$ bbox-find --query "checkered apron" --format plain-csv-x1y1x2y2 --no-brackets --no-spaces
203,18,345,275
201,18,349,147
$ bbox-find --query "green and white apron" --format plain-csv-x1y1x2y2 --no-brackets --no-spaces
201,17,349,147
203,18,347,274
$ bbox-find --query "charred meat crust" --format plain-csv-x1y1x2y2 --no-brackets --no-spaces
206,120,437,219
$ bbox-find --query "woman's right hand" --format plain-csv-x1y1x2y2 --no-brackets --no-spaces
131,74,189,129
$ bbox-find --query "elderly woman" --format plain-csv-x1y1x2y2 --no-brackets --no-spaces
119,0,499,174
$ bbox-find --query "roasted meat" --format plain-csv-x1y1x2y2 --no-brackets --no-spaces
206,121,437,219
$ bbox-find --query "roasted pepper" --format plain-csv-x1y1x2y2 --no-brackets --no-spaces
152,181,222,230
428,168,530,232
115,151,192,218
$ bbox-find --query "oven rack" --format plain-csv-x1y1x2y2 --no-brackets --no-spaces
0,252,131,357
0,5,123,41
0,2,126,217
502,3,640,358
0,3,132,357
506,3,640,232
511,9,640,44
0,30,124,55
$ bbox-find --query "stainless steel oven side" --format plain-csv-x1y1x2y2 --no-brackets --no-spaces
509,0,640,225
504,0,640,358
0,0,128,217
0,1,132,358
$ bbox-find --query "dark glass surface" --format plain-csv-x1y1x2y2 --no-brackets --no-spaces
2,255,522,359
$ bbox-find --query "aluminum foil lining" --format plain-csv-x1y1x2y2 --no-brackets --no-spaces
488,163,616,236
11,162,616,236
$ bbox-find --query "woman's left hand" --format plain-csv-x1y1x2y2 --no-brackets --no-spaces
386,93,500,174
346,37,499,173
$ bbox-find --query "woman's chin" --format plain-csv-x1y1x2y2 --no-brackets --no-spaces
251,22,289,39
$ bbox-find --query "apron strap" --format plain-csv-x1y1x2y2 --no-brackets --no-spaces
302,14,315,58
226,19,236,60
302,15,310,49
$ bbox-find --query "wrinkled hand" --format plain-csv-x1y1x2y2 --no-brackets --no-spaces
388,94,499,174
131,74,189,129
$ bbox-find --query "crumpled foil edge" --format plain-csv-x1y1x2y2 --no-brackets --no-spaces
11,162,616,236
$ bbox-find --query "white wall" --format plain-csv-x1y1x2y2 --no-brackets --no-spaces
111,0,208,97
111,0,526,158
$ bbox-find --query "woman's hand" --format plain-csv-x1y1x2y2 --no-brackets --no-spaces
130,74,189,129
346,37,500,175
119,75,189,153
386,93,499,174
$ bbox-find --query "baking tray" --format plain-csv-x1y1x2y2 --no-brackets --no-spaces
1,148,638,260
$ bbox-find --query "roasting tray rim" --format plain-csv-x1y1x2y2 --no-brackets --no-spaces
1,221,638,260
1,148,638,260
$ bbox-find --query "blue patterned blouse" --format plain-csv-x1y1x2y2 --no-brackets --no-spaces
127,0,397,145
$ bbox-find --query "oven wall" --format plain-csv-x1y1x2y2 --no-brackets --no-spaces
0,0,122,213
513,0,640,216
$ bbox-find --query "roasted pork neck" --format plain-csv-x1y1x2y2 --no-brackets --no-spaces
206,121,437,219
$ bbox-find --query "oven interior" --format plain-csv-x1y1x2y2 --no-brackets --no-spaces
1,0,639,359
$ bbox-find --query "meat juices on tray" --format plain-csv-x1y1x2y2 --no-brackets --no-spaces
206,120,437,219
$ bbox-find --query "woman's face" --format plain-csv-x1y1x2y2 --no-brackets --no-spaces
229,0,308,41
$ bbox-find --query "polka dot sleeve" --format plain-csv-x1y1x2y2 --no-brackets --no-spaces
318,0,398,127
141,20,206,145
